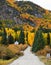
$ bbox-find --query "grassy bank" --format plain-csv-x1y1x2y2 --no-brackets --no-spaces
0,55,23,65
39,56,51,65
0,59,14,65
0,44,28,65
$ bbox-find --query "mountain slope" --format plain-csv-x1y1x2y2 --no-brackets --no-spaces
0,0,51,30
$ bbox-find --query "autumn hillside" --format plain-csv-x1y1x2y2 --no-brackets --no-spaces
0,0,51,31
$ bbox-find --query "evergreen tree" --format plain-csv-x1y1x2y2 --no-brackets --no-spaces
47,33,50,45
8,34,14,44
19,30,25,44
0,21,2,29
32,27,45,52
2,28,7,45
26,32,28,44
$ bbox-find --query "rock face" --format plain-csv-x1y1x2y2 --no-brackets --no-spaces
9,46,45,65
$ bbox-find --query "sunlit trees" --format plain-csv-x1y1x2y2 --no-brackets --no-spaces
28,32,34,46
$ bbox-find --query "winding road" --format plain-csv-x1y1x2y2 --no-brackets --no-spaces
9,46,45,65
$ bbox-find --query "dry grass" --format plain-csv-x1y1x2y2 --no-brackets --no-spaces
36,45,51,56
0,44,28,65
7,44,20,55
36,45,51,65
39,56,51,65
8,44,28,54
18,44,28,51
0,59,14,65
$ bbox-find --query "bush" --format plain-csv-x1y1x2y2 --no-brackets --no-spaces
21,44,28,51
7,44,20,55
0,45,6,59
7,44,24,57
0,43,28,60
0,45,15,60
6,49,15,60
18,44,28,51
36,49,47,56
18,44,23,51
36,45,51,56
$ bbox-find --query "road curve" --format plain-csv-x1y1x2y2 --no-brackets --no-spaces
9,46,45,65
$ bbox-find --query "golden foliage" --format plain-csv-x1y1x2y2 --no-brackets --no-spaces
17,31,21,38
7,0,15,4
28,32,35,46
23,24,34,31
0,36,2,42
20,13,30,19
49,33,51,44
42,33,47,44
45,10,49,15
5,28,15,39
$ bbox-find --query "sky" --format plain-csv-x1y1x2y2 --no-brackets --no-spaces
16,0,51,10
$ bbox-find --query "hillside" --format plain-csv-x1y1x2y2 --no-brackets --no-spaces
0,0,51,31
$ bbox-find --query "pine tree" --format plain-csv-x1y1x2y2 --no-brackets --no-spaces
26,32,28,44
8,34,14,44
19,30,25,44
47,33,50,45
0,21,2,29
32,27,45,52
2,28,7,45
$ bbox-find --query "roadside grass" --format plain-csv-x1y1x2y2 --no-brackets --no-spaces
0,59,14,65
0,54,23,65
39,56,51,65
0,56,20,65
0,44,28,65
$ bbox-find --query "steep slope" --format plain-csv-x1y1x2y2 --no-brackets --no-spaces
7,0,45,17
7,0,51,18
0,0,51,30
